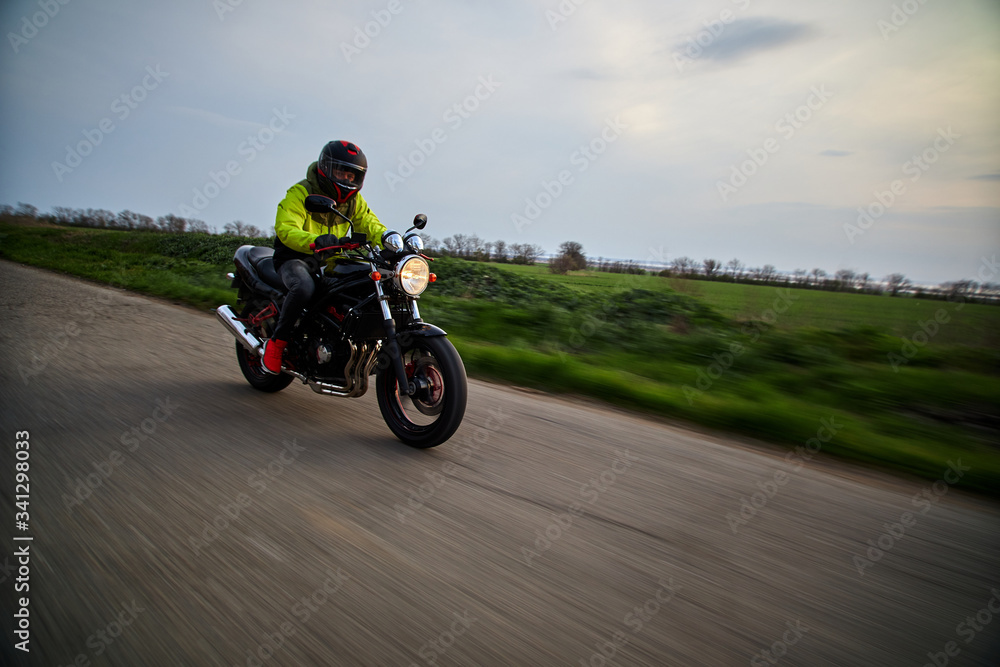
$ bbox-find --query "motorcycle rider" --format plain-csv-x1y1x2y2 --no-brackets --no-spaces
262,140,387,374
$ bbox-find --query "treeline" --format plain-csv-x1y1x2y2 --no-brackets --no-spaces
1,202,270,238
657,255,999,303
4,202,995,303
423,233,545,265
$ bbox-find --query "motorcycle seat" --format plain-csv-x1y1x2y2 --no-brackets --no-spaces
234,245,286,297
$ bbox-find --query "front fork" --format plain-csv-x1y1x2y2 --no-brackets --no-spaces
374,267,416,396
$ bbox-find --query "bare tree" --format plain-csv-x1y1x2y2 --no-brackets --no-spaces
941,280,978,300
468,235,490,262
726,258,744,279
223,220,259,236
885,273,910,296
493,239,508,263
558,241,587,271
671,256,696,277
703,258,721,277
548,254,575,275
15,202,38,218
835,269,856,291
510,243,543,265
810,268,827,287
158,214,188,233
187,219,211,234
792,269,808,286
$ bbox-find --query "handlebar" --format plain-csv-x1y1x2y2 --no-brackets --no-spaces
309,242,361,253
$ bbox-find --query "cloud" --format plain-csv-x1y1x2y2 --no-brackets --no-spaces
699,18,816,62
820,150,853,157
165,107,266,132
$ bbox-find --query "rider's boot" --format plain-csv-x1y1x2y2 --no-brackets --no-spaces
262,338,288,375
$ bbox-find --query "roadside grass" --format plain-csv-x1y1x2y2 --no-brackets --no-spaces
490,262,1000,347
3,222,998,494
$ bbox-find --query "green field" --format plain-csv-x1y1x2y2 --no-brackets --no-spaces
2,221,998,494
489,263,1000,347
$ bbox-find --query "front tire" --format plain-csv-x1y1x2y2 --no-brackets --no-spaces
235,304,294,393
376,336,468,448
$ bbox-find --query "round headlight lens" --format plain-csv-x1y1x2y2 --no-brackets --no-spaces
396,256,430,296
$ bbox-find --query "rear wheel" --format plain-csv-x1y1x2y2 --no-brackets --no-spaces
376,336,467,448
235,304,294,392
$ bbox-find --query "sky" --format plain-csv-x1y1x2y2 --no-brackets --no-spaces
1,0,998,285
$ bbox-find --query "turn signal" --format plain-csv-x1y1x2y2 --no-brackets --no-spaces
370,271,382,281
429,273,437,283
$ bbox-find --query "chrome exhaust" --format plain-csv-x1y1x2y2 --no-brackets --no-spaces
215,305,263,356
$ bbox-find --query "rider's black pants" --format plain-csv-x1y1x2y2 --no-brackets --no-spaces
273,259,316,341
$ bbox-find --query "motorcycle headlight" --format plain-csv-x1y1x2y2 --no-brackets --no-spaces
395,256,430,296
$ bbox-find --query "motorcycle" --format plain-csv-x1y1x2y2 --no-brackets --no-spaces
215,194,467,448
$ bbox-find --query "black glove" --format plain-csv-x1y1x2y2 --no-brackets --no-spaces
313,234,343,251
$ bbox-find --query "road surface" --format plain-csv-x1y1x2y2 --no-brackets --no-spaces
1,259,998,666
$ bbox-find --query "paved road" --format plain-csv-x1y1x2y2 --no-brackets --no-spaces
1,259,999,667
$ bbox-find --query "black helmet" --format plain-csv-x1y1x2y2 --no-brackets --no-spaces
318,140,367,204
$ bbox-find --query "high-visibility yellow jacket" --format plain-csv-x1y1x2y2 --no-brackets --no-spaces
273,161,386,269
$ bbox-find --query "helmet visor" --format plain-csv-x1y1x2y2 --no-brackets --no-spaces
318,157,366,192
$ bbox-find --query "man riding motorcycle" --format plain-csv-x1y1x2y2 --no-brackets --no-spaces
262,140,387,374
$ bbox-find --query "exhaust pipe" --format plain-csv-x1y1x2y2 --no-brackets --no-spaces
216,305,263,356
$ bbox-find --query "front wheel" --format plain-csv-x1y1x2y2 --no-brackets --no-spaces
376,336,468,448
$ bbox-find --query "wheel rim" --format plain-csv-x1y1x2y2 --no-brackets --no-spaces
387,347,448,431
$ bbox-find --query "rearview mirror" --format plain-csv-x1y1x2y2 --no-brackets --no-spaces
412,214,427,230
304,195,338,214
